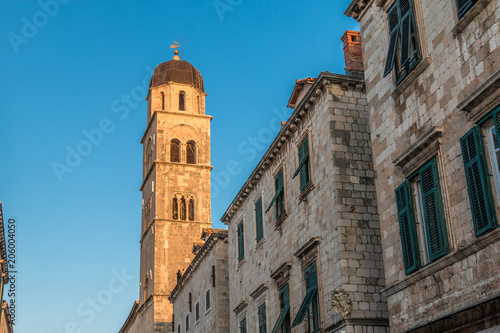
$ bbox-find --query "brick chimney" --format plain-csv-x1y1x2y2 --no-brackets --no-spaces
341,30,364,78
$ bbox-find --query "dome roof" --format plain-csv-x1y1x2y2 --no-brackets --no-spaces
149,60,204,92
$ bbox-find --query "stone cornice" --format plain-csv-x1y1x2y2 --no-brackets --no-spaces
233,300,249,314
118,300,139,333
220,73,365,225
294,237,322,258
140,110,213,144
250,283,269,299
0,203,8,284
168,231,228,301
139,161,212,191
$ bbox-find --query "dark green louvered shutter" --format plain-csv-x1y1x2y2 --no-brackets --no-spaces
299,137,310,191
395,181,420,274
291,262,318,327
265,170,284,213
271,284,290,333
258,303,267,333
419,159,449,261
384,4,399,77
456,0,476,18
276,170,285,218
461,127,497,236
240,318,247,333
255,198,264,242
237,222,245,261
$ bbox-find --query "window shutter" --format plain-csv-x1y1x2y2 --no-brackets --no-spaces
419,159,449,261
255,198,264,241
461,127,497,236
258,304,267,333
395,181,420,274
240,319,247,333
305,262,317,290
494,108,500,149
456,0,476,18
237,223,245,260
384,5,399,77
265,171,284,213
299,137,310,191
400,13,412,66
272,285,290,333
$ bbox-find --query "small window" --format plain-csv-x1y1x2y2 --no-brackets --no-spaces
271,284,291,333
255,197,264,242
292,262,319,331
293,136,311,191
237,222,245,261
145,137,153,172
395,158,449,274
195,302,200,321
172,197,179,220
185,313,189,331
179,91,186,111
187,141,196,164
188,199,195,221
266,170,286,219
258,303,267,333
205,289,211,310
239,318,247,333
383,0,421,84
143,276,149,301
196,95,201,114
180,197,187,220
456,0,477,18
170,140,181,162
177,324,181,333
161,92,165,110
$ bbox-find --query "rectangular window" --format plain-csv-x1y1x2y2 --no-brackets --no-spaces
237,222,245,261
395,158,449,274
258,303,267,333
292,262,320,332
265,169,285,219
195,302,200,321
185,314,189,332
205,289,211,310
178,324,180,333
383,0,421,84
240,318,247,333
461,117,498,236
255,197,264,242
271,284,291,333
456,0,477,18
293,136,311,191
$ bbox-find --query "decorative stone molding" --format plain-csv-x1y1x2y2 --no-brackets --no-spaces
457,68,500,123
250,283,268,299
294,237,322,268
270,262,292,289
393,125,444,177
330,288,352,318
233,300,248,314
344,0,371,20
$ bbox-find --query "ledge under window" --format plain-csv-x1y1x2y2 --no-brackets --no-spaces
391,56,430,100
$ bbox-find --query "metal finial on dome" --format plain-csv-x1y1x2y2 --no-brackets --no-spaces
170,41,181,60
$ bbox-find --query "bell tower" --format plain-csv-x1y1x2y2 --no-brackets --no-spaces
138,52,212,332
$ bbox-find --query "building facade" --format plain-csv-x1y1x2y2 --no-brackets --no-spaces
169,229,229,333
119,55,213,333
221,32,389,333
346,0,500,331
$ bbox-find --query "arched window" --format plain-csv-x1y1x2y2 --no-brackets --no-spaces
180,197,187,220
170,139,180,162
172,197,178,220
145,138,153,172
179,91,185,111
161,92,165,110
186,141,196,164
188,199,195,221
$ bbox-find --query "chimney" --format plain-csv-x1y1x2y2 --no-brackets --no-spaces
341,31,364,78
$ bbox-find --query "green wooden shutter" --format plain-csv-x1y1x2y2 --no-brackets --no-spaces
240,318,247,333
419,159,449,261
461,127,497,236
384,5,399,77
258,304,267,333
395,181,421,274
237,223,245,261
255,198,264,242
299,137,310,191
456,0,476,18
276,170,285,218
494,108,500,149
272,285,290,333
291,263,318,327
265,171,284,213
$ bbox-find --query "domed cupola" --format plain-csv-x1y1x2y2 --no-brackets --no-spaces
149,60,204,92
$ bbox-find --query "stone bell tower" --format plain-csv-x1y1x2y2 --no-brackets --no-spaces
136,49,213,332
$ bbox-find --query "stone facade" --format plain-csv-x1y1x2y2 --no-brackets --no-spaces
221,40,389,331
169,229,229,333
346,0,500,331
119,58,212,333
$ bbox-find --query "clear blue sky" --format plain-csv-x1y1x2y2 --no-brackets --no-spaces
0,1,357,332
